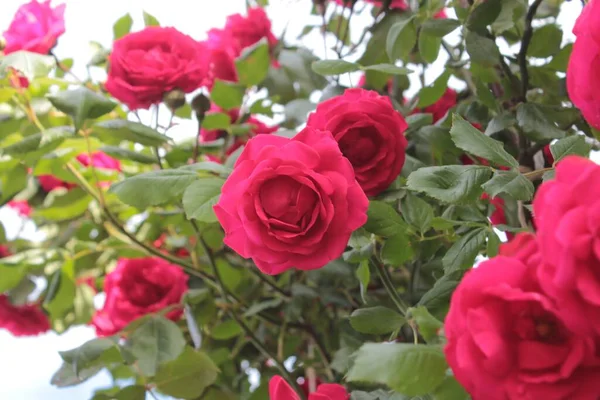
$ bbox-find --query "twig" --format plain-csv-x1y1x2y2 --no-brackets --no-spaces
518,0,544,101
370,258,409,315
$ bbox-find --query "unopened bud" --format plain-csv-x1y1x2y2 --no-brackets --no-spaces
191,93,211,120
163,89,186,111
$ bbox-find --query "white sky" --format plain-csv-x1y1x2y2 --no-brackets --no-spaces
0,0,586,399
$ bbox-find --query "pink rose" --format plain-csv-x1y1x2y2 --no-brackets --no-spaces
534,156,600,335
499,232,537,260
214,127,368,275
445,255,600,400
412,88,457,123
0,295,50,337
203,29,239,86
3,0,65,55
269,376,349,400
567,0,600,129
92,257,188,336
38,174,76,192
223,7,278,53
306,88,408,196
7,200,32,217
105,27,208,110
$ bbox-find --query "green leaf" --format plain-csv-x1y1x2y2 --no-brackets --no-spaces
356,260,370,304
482,171,534,201
236,39,271,86
123,315,186,376
113,13,133,40
155,347,219,399
516,103,565,140
210,80,245,110
100,145,157,164
347,343,448,396
431,377,470,400
418,33,442,64
35,188,92,221
311,60,361,76
211,320,242,340
44,259,76,320
402,193,433,233
467,0,502,32
109,169,199,209
408,306,443,343
0,51,55,80
491,0,526,34
418,275,459,310
349,306,405,335
487,230,501,258
202,113,231,130
243,298,283,318
364,201,410,237
179,161,232,176
361,64,412,75
51,362,103,388
386,16,417,62
450,114,519,168
48,87,116,131
465,30,500,66
1,164,27,201
0,265,26,293
443,228,487,273
421,19,461,37
528,24,563,58
94,385,147,400
143,11,160,27
182,178,224,223
550,135,591,164
407,165,492,203
417,71,450,108
547,44,573,72
92,119,170,146
381,233,414,266
59,338,117,375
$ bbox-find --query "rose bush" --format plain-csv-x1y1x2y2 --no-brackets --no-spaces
0,0,597,399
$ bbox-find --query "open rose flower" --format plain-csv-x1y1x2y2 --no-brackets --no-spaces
306,88,408,196
3,0,65,55
203,29,239,86
92,257,188,336
534,156,600,335
223,7,277,53
499,232,537,260
269,376,349,400
105,27,208,110
214,127,368,275
567,0,600,129
445,255,600,400
0,295,50,337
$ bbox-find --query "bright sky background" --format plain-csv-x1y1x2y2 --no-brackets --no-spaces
0,0,585,399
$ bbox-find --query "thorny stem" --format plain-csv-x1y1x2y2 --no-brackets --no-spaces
518,0,544,101
190,220,307,400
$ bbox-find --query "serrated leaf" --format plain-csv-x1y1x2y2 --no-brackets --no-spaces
402,193,433,233
407,165,492,203
417,71,450,108
381,233,414,266
210,80,245,110
467,0,502,31
202,113,231,130
528,24,563,58
113,13,133,40
349,306,405,335
482,171,534,201
450,114,518,168
356,260,370,304
386,16,416,62
347,343,448,396
418,33,442,64
442,228,487,273
311,60,361,76
100,145,157,164
59,338,117,375
465,30,500,66
211,320,242,340
364,201,410,237
48,87,116,131
235,38,270,86
182,178,223,223
550,135,591,164
516,103,565,140
408,306,443,342
420,19,461,37
93,119,170,146
143,11,160,27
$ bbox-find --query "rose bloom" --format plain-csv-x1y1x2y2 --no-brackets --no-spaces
7,200,32,218
92,257,188,336
499,232,537,260
0,295,50,337
38,151,121,192
445,255,600,400
567,0,600,129
214,126,368,275
203,29,239,85
413,88,457,123
534,156,600,335
3,0,65,55
223,7,278,53
199,105,278,156
306,88,408,196
105,27,208,110
0,245,11,258
269,376,349,400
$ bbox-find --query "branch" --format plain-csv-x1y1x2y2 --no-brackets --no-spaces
518,0,544,101
370,257,409,315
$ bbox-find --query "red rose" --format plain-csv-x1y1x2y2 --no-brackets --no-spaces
567,0,600,129
269,376,349,400
0,295,50,337
7,200,32,217
92,257,188,336
0,245,11,258
413,88,457,123
3,0,65,55
334,0,408,10
203,29,239,86
534,156,600,335
499,232,537,260
445,256,600,400
214,127,368,275
223,7,278,53
199,105,278,156
105,27,208,110
38,151,121,192
306,88,408,196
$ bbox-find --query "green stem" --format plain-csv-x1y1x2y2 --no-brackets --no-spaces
190,221,307,400
371,258,409,315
